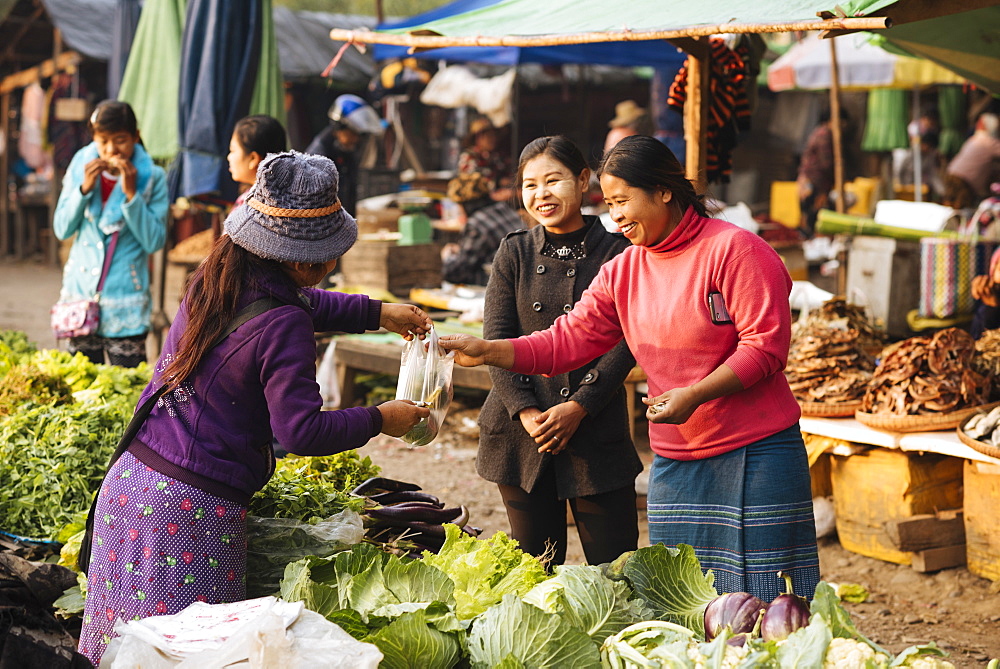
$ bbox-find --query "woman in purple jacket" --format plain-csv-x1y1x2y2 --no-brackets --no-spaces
78,151,432,665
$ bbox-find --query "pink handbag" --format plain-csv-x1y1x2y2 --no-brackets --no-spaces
51,232,119,339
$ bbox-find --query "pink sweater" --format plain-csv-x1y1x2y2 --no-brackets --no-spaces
510,206,801,460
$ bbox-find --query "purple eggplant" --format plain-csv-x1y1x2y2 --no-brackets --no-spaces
704,592,766,641
760,571,811,642
367,504,464,524
367,490,443,507
350,477,421,496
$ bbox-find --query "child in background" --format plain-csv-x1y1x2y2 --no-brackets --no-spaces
226,114,287,205
53,100,168,367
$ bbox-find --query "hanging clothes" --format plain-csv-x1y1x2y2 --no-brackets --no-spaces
667,37,753,184
46,72,91,170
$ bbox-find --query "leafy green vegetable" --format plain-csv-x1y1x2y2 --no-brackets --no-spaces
468,594,602,669
600,620,696,668
422,524,548,620
811,581,889,656
248,453,377,522
522,564,648,645
619,544,720,637
0,397,136,539
366,606,464,669
0,364,74,414
280,544,455,623
774,614,832,668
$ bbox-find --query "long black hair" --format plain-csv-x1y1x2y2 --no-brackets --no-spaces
159,236,294,390
516,135,589,185
233,115,287,157
597,135,706,217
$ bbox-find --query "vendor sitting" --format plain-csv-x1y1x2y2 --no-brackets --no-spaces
441,173,523,286
971,245,1000,339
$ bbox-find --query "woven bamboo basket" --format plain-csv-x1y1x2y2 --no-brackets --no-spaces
957,414,1000,460
855,401,1000,433
799,400,864,418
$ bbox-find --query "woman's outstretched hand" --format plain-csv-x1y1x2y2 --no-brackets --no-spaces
438,334,514,368
380,304,433,340
377,399,431,437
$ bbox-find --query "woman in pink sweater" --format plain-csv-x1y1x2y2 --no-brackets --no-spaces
441,136,818,601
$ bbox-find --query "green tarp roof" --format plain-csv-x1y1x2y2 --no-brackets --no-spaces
380,0,892,38
870,5,1000,94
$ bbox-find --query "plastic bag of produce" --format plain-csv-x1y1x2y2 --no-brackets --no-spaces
245,509,364,598
394,327,455,446
99,596,382,668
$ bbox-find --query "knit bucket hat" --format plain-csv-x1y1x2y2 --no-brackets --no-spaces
224,151,358,264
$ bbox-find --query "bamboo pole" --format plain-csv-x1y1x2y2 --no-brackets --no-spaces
0,50,81,95
0,92,10,257
828,38,848,297
829,38,845,216
329,16,890,49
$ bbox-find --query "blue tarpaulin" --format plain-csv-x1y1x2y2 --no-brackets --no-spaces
172,0,262,200
373,0,686,68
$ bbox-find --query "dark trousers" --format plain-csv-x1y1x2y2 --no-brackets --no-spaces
69,333,148,368
497,466,638,567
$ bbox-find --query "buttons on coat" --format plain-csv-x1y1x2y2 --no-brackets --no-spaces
563,304,573,313
559,387,570,397
532,302,542,311
519,375,531,384
581,370,599,384
536,265,546,274
566,268,576,277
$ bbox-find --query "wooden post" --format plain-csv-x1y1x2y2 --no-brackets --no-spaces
683,38,709,193
828,38,845,215
0,92,9,258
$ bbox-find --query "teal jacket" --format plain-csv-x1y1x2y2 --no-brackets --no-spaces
53,143,168,337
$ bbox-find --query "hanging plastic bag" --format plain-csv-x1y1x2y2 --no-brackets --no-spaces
244,509,364,598
394,327,454,446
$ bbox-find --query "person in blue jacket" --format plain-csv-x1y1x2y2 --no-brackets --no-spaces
53,100,168,367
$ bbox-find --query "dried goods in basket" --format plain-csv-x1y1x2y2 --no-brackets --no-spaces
861,327,992,416
786,298,880,408
856,400,1000,433
957,405,1000,459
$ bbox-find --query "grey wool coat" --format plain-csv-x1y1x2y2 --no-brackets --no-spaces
478,216,643,499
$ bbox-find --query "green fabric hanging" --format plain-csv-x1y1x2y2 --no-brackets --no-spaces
117,0,187,163
937,86,965,160
861,88,908,152
249,0,286,128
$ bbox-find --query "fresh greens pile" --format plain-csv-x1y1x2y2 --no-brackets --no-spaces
249,453,377,521
280,541,968,669
0,396,138,539
0,333,152,540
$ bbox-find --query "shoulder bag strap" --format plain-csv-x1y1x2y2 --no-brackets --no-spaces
78,296,286,571
94,231,119,297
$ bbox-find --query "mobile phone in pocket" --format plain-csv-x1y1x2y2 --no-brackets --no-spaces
708,292,733,325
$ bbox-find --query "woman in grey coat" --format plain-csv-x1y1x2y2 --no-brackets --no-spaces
480,136,641,566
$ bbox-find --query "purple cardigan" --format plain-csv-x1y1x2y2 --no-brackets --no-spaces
131,271,383,505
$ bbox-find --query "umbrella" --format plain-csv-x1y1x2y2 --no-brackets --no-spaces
172,0,263,200
766,32,965,92
108,0,141,100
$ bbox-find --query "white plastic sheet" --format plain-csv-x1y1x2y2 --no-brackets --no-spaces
99,596,382,669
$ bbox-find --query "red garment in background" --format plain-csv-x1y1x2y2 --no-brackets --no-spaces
667,38,753,184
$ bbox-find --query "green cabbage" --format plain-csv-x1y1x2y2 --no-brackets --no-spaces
618,544,720,637
467,594,602,669
522,564,648,645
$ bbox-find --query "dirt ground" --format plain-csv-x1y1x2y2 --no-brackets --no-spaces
366,395,1000,668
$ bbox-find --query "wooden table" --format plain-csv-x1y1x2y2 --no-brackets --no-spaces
333,336,647,440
